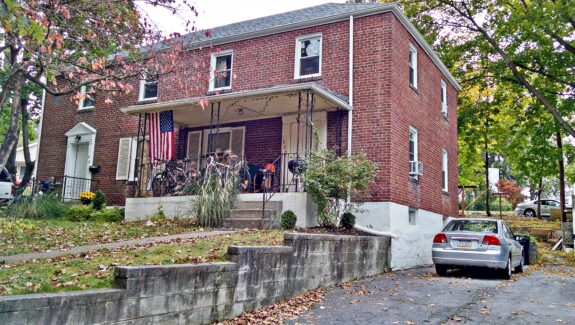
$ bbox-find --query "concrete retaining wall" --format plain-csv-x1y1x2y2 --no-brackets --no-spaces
0,233,390,324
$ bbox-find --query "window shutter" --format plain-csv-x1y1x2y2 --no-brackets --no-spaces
187,131,202,161
230,127,245,157
116,138,132,180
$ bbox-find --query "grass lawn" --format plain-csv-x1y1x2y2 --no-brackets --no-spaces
0,229,284,296
0,217,200,256
462,211,561,230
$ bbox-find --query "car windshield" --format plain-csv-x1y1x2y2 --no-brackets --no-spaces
443,220,498,233
0,168,11,182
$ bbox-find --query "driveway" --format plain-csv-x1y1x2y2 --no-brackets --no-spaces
290,265,575,324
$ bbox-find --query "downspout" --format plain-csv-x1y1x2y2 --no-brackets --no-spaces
33,88,47,179
347,15,354,158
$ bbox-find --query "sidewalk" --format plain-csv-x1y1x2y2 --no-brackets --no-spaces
1,230,235,265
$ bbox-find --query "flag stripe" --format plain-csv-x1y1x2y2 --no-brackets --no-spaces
148,111,175,164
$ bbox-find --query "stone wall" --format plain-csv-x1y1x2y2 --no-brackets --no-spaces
0,233,390,325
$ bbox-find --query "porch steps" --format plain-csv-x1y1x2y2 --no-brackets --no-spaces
222,201,282,229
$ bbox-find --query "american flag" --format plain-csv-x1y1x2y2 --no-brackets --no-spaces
148,110,175,164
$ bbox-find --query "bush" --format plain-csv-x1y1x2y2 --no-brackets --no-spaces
191,166,237,227
90,208,123,222
340,212,356,229
5,194,67,219
63,205,94,221
92,191,107,210
280,210,297,229
0,218,38,233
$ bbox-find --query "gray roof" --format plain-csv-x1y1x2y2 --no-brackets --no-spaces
183,2,384,44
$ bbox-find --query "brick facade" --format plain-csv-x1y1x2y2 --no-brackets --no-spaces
37,10,458,216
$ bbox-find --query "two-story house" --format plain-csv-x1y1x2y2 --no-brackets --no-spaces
35,2,460,269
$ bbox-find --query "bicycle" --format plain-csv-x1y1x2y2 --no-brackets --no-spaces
151,158,199,196
201,152,251,193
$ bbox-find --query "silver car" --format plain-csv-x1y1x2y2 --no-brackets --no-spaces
432,218,524,279
515,199,560,217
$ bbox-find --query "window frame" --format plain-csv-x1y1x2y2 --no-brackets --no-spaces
138,73,159,101
409,126,418,163
294,33,323,79
409,43,418,89
442,148,448,192
201,126,245,157
408,207,417,225
78,85,95,110
209,50,234,91
441,79,448,117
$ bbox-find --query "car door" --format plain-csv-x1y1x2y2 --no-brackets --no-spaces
540,200,551,216
504,223,521,263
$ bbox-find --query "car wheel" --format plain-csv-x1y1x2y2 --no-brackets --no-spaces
524,209,536,218
435,264,448,276
514,254,524,273
500,256,512,280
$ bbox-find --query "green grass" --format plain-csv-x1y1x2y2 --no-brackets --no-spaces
0,217,200,256
462,211,561,230
0,230,284,296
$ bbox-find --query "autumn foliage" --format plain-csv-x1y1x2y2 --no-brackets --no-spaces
497,179,525,207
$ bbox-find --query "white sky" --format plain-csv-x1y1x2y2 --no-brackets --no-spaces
144,0,347,34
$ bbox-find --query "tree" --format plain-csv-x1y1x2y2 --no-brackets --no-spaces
496,179,525,208
0,0,199,176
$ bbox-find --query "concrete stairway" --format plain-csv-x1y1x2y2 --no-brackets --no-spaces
222,201,282,229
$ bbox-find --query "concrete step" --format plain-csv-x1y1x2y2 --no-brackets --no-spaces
233,200,282,210
222,218,270,229
229,209,276,220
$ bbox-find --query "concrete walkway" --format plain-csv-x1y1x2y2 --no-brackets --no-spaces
1,230,235,265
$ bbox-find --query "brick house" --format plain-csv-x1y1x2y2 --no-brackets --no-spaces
35,2,459,269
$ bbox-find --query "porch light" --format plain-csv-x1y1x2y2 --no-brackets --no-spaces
236,107,244,116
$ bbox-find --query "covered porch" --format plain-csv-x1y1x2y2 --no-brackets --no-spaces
121,82,351,200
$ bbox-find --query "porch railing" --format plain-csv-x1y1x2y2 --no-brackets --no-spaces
61,176,99,201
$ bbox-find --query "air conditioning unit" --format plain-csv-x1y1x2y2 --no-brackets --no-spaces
409,161,423,176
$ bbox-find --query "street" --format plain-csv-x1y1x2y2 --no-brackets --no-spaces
291,265,575,324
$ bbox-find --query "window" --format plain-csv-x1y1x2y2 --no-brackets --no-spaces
295,34,322,79
441,80,448,116
442,149,448,192
409,127,418,163
444,220,498,233
78,86,95,110
202,127,245,157
139,73,158,101
210,51,233,90
408,207,417,225
409,43,418,88
116,137,139,181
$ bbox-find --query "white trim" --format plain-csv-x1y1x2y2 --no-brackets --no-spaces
129,137,138,181
442,148,448,192
441,79,448,117
122,82,352,115
138,74,158,101
78,86,94,110
409,43,418,89
63,123,97,189
34,89,46,179
294,33,322,79
347,15,354,159
209,50,233,91
409,126,418,163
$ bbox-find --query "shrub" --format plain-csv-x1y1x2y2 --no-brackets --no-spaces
280,210,297,229
191,166,237,227
5,194,67,219
0,218,38,233
63,205,94,221
92,191,107,210
340,212,356,229
90,208,123,222
303,150,376,227
79,191,95,205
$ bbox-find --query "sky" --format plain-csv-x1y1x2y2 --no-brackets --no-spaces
144,0,347,34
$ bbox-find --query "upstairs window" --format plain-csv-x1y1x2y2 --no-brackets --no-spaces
442,149,448,192
441,80,448,117
295,34,322,79
78,86,95,110
139,73,158,101
409,43,418,88
210,50,233,90
409,126,418,163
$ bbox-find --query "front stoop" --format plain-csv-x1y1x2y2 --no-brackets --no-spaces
222,201,282,229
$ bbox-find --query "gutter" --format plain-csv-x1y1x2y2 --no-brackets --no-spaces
354,224,399,239
33,89,47,179
347,15,354,159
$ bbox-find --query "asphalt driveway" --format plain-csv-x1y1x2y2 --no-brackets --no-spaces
290,265,575,324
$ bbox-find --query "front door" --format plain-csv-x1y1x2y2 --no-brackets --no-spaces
281,111,326,191
64,142,91,200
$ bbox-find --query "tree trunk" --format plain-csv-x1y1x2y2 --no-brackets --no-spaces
0,74,24,171
557,132,566,223
536,179,542,218
5,144,17,180
18,98,35,191
485,145,491,217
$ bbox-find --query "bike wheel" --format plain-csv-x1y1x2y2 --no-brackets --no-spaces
151,174,165,197
238,165,251,192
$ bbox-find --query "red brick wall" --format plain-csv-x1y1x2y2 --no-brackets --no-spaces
37,11,458,215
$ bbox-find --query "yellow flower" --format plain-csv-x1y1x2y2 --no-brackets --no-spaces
79,191,95,200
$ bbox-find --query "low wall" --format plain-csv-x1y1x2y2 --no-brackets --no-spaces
0,233,390,325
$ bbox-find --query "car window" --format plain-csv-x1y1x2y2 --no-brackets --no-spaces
549,201,560,207
503,223,513,238
0,168,11,182
444,220,498,233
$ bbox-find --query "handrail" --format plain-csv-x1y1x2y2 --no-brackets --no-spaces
262,154,284,219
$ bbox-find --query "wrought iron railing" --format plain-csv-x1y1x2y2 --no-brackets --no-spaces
61,176,99,201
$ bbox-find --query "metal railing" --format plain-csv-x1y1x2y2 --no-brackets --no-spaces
262,153,304,217
61,176,99,201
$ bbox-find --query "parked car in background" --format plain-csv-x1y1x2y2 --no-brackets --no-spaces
432,218,523,279
0,167,14,202
515,199,561,217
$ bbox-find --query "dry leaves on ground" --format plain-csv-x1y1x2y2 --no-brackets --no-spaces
214,288,326,325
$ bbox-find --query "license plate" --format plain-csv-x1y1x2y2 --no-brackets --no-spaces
457,241,472,248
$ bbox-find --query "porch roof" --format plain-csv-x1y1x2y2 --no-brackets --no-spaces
121,82,351,127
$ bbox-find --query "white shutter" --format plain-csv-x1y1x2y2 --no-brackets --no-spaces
230,127,245,157
116,138,132,180
187,131,202,161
